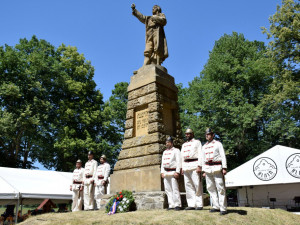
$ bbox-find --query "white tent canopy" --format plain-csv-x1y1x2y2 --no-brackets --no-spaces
225,145,300,187
225,145,300,208
0,167,73,205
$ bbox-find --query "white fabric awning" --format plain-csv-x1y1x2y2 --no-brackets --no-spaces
0,167,73,205
225,145,300,188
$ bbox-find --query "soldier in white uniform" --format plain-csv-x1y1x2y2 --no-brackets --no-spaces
200,128,227,215
70,160,84,211
94,155,111,210
161,136,182,210
181,128,203,210
83,151,98,210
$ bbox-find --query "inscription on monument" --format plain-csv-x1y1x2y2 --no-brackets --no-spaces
135,106,149,137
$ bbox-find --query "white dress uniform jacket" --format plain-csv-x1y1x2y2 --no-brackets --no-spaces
71,167,85,188
83,159,98,183
201,140,227,173
181,138,202,171
161,147,181,175
94,162,111,185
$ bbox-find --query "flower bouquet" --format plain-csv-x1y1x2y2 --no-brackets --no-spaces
106,190,135,214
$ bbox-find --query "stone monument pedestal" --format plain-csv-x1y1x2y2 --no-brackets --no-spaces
110,65,183,208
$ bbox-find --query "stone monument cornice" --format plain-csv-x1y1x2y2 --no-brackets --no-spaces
128,65,178,93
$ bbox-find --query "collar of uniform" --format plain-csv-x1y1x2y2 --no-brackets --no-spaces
186,138,194,143
206,139,215,145
166,147,174,151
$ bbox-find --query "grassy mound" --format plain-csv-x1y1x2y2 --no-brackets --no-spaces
20,207,299,225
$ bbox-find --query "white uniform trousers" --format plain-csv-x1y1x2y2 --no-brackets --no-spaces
72,189,83,211
206,171,227,212
84,183,95,210
164,176,181,208
183,170,203,207
94,183,105,209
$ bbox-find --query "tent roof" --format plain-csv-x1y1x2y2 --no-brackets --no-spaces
225,145,300,188
0,167,73,205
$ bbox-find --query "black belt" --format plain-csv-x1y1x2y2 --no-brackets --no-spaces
205,161,222,166
73,181,82,184
184,158,198,162
98,176,104,179
164,168,176,172
85,175,93,178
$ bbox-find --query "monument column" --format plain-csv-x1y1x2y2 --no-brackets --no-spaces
108,4,185,209
110,65,182,194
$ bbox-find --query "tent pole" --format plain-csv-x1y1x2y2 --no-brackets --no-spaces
15,192,20,224
20,198,23,217
246,187,249,206
237,189,240,206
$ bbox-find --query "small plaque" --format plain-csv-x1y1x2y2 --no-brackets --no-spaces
135,106,149,137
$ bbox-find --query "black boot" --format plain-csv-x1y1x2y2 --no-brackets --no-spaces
184,207,195,210
209,208,220,213
220,211,227,215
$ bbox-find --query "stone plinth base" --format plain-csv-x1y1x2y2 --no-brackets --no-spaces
99,192,166,210
100,192,210,210
134,191,167,209
110,165,162,194
100,194,114,209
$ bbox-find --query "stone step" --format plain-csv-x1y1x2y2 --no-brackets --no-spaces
100,192,210,210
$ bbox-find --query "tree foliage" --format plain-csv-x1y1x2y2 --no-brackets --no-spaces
102,82,128,165
262,0,299,69
261,0,300,148
177,83,189,134
178,1,299,169
0,36,119,171
179,32,276,169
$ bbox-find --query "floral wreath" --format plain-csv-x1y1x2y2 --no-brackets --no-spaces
105,190,135,214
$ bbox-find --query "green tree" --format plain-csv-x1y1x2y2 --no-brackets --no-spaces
177,83,190,135
0,36,110,171
261,0,300,148
102,82,128,166
181,32,275,169
0,37,60,168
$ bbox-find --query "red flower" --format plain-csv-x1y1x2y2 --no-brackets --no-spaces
120,195,123,198
117,197,119,200
119,192,122,194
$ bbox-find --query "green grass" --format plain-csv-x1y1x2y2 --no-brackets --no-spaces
19,207,300,225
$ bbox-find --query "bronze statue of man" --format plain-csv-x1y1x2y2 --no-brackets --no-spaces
131,4,168,66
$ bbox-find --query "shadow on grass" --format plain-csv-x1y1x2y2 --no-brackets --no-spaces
227,209,247,215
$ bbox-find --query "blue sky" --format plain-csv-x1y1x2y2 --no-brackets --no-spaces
1,0,282,169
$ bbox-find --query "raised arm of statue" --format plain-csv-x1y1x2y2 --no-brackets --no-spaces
151,14,167,26
132,8,147,24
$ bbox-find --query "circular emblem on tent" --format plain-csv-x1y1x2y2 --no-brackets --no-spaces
286,153,300,179
253,157,277,181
